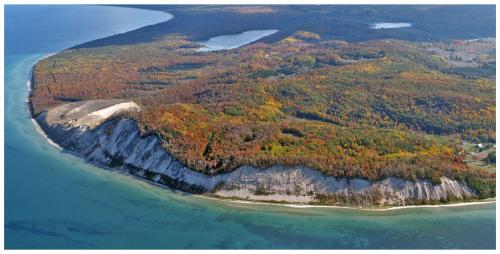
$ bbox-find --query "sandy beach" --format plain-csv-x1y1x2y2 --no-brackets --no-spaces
197,193,496,211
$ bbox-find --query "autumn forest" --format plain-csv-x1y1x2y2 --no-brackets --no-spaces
30,6,496,197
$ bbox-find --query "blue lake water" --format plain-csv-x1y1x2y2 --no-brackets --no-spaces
198,29,278,52
4,5,496,249
371,22,412,29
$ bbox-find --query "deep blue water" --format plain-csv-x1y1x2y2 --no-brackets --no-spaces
4,5,496,249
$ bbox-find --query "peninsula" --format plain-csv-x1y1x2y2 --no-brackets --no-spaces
29,5,495,207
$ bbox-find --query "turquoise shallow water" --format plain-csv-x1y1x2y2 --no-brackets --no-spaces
4,5,496,249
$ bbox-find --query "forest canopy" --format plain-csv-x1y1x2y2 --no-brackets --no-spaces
31,26,495,196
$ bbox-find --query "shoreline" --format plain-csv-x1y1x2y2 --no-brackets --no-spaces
61,153,497,212
26,55,496,212
31,117,62,149
197,194,496,211
26,53,62,149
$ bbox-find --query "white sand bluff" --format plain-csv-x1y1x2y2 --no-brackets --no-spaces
44,99,140,129
35,99,478,207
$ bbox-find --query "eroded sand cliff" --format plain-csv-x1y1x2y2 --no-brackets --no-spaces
35,100,478,206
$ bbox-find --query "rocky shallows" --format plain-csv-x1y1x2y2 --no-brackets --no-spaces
34,99,479,207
